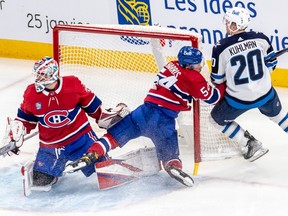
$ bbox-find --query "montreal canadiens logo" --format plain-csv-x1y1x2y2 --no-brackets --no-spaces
44,110,71,128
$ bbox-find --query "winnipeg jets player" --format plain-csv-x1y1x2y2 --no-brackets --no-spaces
66,46,226,187
1,57,128,195
209,7,288,162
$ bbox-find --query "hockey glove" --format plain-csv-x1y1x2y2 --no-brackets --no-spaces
98,103,130,129
0,117,26,156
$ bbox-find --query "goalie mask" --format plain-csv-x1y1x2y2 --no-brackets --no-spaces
177,46,203,69
33,57,59,92
224,7,251,32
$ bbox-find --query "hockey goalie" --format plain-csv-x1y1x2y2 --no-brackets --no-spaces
0,56,148,196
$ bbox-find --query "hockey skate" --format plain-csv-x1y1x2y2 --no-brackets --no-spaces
166,166,194,187
64,152,99,173
164,159,194,187
243,131,269,162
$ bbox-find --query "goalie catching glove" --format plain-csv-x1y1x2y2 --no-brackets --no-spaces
0,117,26,156
97,103,130,129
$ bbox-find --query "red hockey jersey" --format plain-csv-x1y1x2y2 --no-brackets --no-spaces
16,76,102,148
144,61,225,111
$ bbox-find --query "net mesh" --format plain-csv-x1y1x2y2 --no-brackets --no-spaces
54,24,242,163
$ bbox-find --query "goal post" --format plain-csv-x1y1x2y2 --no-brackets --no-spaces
53,24,242,175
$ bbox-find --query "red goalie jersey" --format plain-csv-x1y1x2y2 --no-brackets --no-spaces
144,60,225,111
16,76,102,148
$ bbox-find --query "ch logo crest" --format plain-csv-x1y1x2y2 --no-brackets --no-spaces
44,110,71,128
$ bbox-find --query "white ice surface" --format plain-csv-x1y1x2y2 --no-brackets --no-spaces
0,58,288,216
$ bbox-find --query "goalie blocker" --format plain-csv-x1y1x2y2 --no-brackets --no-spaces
0,117,26,156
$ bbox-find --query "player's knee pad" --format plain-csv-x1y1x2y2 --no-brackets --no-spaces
33,170,57,186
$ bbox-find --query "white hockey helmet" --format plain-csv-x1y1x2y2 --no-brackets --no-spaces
223,7,251,31
33,57,59,92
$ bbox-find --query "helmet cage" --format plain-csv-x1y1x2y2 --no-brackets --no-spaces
33,57,59,92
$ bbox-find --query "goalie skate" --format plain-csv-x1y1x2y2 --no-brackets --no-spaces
64,161,88,173
166,166,194,187
64,152,99,173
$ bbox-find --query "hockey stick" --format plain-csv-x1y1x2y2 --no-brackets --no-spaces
0,131,39,156
24,131,39,142
265,47,288,63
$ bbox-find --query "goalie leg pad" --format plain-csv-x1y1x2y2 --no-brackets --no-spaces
22,160,57,196
95,147,161,190
33,170,57,186
116,146,161,177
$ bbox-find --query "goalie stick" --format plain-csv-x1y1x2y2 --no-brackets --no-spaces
0,140,17,156
265,47,288,63
0,131,39,156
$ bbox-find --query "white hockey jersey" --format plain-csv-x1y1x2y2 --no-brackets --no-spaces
211,31,277,109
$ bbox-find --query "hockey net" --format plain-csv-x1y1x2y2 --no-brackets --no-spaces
53,24,242,175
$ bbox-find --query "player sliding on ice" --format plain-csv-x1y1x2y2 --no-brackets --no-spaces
209,7,288,162
66,46,226,187
0,57,129,196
